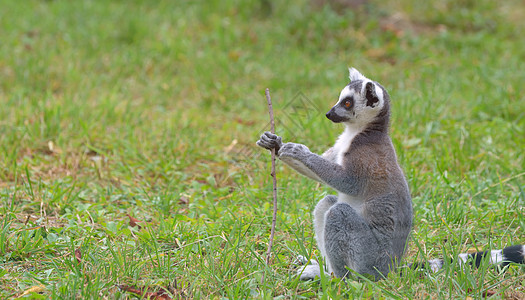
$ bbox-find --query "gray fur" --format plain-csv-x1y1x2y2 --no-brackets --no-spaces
257,68,412,280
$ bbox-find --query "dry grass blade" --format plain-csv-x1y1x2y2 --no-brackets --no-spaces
127,213,142,229
118,285,173,300
75,247,82,263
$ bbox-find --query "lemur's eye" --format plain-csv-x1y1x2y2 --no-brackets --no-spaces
344,100,352,108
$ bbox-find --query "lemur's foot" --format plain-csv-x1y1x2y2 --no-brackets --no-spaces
297,264,322,280
294,255,318,266
256,131,283,152
294,255,321,280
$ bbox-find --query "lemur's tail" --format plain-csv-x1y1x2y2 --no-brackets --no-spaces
410,245,525,272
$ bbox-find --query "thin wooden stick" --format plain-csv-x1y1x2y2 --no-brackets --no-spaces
262,88,278,283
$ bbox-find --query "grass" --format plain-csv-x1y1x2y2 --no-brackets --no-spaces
0,0,524,298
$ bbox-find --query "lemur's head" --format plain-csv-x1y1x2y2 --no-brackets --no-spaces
326,68,390,129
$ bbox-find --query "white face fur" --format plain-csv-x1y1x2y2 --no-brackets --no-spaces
325,68,385,127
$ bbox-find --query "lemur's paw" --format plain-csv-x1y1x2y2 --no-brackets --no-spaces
297,264,322,281
256,132,283,151
294,255,318,266
279,143,310,158
294,255,321,280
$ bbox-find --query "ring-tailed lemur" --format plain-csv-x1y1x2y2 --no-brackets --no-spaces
256,68,525,280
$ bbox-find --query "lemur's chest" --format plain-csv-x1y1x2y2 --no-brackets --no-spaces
333,125,364,165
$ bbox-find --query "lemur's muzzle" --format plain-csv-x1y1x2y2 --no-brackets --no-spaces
326,108,347,123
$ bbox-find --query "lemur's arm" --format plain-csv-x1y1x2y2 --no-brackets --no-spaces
257,132,361,195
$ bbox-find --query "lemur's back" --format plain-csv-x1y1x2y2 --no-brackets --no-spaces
346,131,412,262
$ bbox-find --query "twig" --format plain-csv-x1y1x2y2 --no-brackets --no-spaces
262,88,278,284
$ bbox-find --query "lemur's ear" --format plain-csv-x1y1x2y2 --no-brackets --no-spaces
365,82,380,107
349,67,367,82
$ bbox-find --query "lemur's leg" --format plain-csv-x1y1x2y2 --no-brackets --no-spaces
313,195,338,267
297,195,337,280
324,202,392,280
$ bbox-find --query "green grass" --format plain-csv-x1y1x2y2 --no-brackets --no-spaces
1,0,524,298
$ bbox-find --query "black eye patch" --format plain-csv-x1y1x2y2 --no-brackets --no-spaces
341,97,353,109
